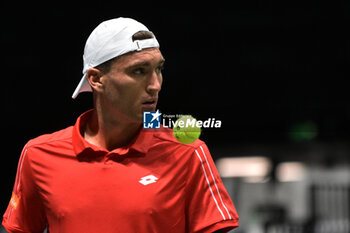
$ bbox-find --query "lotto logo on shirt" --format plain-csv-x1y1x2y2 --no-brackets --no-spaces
143,110,161,129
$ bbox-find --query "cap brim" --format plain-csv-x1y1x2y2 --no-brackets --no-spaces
72,74,92,99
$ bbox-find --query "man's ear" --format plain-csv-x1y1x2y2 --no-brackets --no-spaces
86,68,103,93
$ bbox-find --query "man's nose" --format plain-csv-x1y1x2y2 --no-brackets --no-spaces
146,71,162,94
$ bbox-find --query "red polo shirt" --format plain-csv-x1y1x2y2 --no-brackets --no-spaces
2,110,239,233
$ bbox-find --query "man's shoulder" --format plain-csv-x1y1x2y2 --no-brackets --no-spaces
152,126,205,150
26,126,73,149
149,127,211,168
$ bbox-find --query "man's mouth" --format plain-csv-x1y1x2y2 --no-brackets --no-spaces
143,100,156,105
142,97,158,108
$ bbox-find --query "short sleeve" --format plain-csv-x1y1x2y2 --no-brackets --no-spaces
2,146,46,233
185,143,239,233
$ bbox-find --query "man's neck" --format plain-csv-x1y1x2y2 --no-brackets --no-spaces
83,109,141,151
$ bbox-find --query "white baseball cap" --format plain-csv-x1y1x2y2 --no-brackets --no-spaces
72,17,160,99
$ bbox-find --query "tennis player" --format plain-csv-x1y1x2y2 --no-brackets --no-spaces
2,17,239,233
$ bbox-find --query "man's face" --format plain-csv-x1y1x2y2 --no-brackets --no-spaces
99,48,164,123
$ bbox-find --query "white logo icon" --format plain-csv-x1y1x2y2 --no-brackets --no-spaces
139,175,159,186
143,110,162,129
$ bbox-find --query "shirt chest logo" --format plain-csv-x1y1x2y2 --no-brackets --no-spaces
139,175,159,186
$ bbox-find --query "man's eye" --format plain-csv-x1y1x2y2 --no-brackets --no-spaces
133,68,145,74
156,65,164,73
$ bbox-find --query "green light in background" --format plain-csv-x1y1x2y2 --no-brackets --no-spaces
288,121,318,142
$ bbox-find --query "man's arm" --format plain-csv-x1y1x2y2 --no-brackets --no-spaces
185,143,239,232
2,146,47,232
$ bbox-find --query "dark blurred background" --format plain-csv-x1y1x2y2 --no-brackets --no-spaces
1,1,349,233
